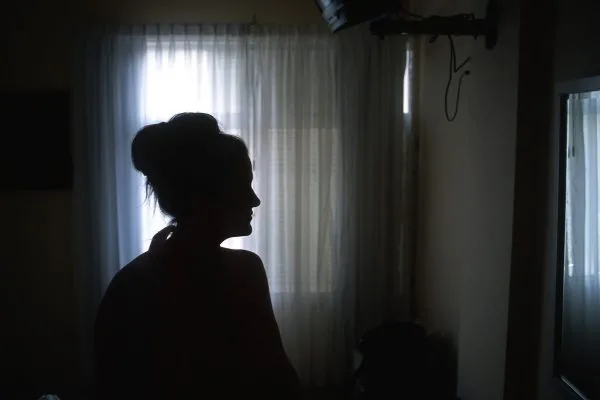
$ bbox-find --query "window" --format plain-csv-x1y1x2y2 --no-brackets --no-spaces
138,40,338,294
137,37,412,294
557,88,600,400
564,91,600,278
256,127,339,293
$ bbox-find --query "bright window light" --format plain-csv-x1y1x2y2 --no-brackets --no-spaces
403,48,412,115
139,41,243,252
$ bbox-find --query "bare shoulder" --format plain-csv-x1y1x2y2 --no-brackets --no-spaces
219,248,267,281
101,252,159,305
111,252,152,285
222,248,263,264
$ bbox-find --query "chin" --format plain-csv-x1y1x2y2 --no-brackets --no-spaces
227,223,253,238
237,226,253,236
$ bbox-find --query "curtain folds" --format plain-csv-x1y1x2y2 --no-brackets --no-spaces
72,26,148,386
72,23,414,390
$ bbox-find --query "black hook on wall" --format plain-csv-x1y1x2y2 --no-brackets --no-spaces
370,1,499,50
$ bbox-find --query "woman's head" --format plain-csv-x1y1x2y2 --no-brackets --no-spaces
132,113,260,242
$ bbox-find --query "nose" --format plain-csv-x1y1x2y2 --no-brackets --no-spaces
251,189,261,208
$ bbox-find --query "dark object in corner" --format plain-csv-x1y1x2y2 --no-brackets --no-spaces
0,91,72,190
353,321,459,399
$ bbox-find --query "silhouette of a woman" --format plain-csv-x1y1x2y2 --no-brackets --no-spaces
94,113,301,399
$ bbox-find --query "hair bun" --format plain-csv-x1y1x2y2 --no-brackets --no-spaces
131,122,168,176
131,113,221,178
168,112,220,138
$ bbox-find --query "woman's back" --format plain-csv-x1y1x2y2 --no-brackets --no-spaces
95,243,300,399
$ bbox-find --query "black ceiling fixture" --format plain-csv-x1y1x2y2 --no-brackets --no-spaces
315,0,498,50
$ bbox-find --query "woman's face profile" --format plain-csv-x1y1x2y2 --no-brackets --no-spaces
197,154,260,241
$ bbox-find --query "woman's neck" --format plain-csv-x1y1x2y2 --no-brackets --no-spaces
170,221,222,253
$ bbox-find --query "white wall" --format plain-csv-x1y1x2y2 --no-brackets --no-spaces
415,0,520,399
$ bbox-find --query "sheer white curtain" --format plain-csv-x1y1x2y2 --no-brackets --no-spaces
72,27,148,388
563,92,600,390
73,24,412,390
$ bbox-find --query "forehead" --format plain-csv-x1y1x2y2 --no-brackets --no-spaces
230,154,253,180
